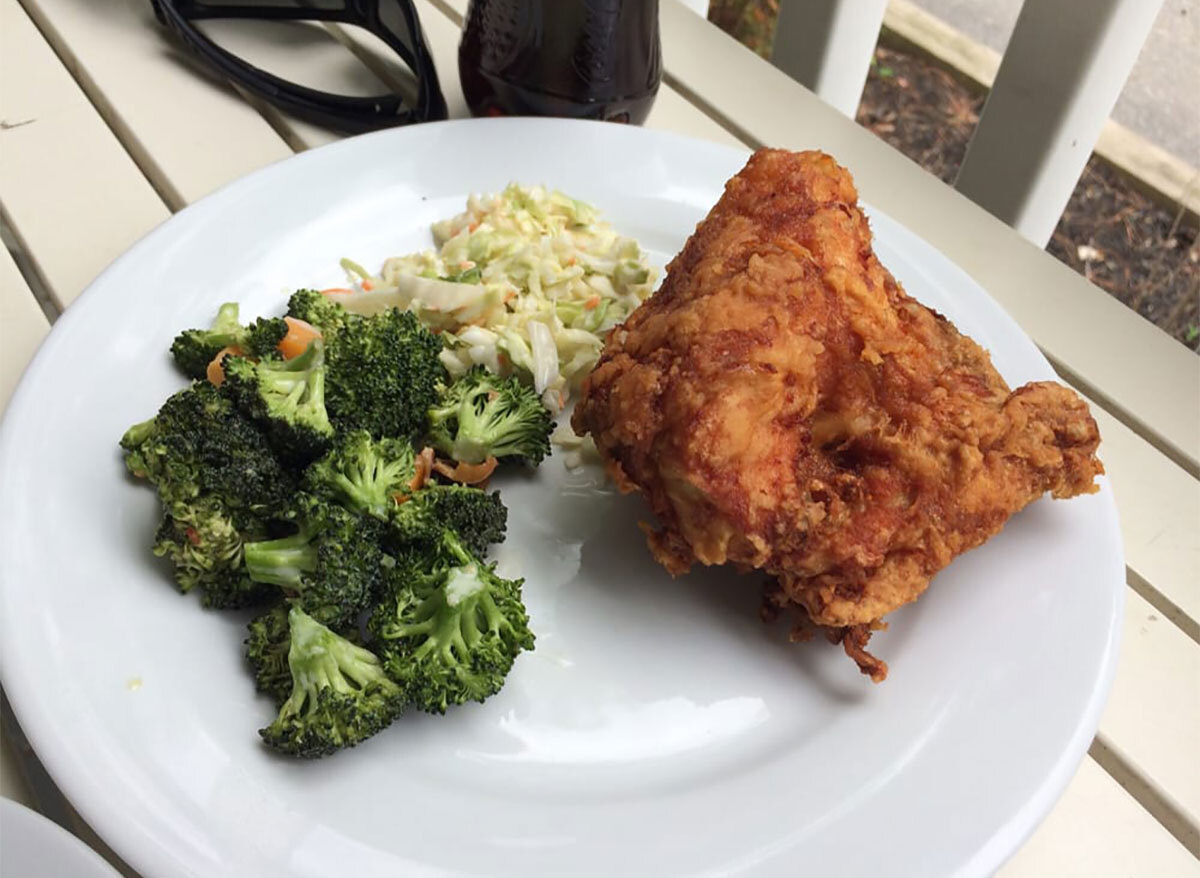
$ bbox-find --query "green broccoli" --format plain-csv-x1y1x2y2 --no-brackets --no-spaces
327,308,444,440
427,367,552,465
245,603,294,706
370,529,533,714
303,430,415,520
389,484,507,556
170,302,288,378
223,340,333,464
119,381,295,511
153,495,271,609
286,288,354,335
288,292,444,440
242,496,386,627
120,416,165,484
260,605,403,758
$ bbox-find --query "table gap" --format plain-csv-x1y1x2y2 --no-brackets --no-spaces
1,210,60,325
1125,568,1200,646
1089,735,1200,857
425,0,462,25
1050,357,1199,480
17,0,189,211
231,84,315,155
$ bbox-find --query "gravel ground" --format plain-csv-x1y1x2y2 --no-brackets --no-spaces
907,0,1200,168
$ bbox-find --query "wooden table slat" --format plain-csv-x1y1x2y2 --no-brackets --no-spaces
997,756,1200,876
19,0,295,210
1087,400,1200,635
190,18,396,153
655,0,1200,477
1097,589,1200,845
0,0,170,309
0,246,49,416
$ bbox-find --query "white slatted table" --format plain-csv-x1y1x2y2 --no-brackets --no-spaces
1,1,1197,874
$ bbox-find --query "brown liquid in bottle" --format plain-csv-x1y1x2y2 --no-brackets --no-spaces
459,0,662,124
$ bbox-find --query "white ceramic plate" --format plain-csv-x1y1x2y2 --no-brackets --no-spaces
0,118,1123,878
0,799,122,878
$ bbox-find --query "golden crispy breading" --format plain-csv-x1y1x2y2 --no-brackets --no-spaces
573,149,1103,680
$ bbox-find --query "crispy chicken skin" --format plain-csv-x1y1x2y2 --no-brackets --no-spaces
572,149,1103,680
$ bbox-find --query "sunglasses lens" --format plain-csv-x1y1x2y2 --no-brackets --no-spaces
156,0,444,129
185,0,348,10
376,0,414,50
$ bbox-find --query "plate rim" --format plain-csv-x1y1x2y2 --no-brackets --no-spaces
0,798,123,878
0,117,1125,878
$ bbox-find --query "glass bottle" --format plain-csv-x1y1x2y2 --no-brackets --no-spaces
459,0,662,124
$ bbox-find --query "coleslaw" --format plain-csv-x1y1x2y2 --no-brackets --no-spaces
337,184,657,410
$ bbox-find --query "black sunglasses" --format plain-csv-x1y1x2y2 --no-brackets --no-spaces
151,0,448,133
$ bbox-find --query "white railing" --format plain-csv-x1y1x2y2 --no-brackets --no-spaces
769,0,1166,247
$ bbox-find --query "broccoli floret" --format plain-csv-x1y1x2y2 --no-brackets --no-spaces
170,302,287,378
288,291,445,440
330,312,445,440
119,381,295,511
153,495,271,609
389,484,507,556
120,417,165,483
243,318,290,359
260,605,403,758
427,367,552,465
286,288,353,335
370,529,533,714
324,308,444,440
245,603,294,705
242,496,386,626
303,430,415,520
224,340,333,464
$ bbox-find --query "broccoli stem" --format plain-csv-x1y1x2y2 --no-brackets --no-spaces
211,302,242,335
121,417,157,448
244,529,318,588
333,456,410,518
450,398,494,464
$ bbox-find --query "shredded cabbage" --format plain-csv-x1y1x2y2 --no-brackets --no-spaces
338,184,657,411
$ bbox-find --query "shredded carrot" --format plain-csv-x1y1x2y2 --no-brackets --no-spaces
185,527,201,546
205,345,242,386
409,447,434,492
468,222,480,232
432,457,498,485
278,317,322,360
320,288,354,296
360,279,374,291
583,295,601,310
566,256,577,266
503,291,516,303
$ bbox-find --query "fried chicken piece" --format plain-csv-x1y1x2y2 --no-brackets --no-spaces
572,149,1103,680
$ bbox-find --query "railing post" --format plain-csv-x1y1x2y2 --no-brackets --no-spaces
954,0,1165,247
770,0,890,117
